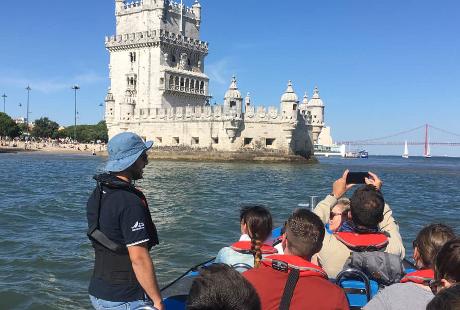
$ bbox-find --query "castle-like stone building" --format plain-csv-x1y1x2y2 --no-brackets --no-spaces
104,0,327,159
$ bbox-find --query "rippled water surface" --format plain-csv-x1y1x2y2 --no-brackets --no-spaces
1,153,459,309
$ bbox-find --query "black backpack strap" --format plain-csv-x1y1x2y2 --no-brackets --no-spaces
87,182,128,254
279,268,300,310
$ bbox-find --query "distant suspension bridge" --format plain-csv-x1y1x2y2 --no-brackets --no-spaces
337,124,460,148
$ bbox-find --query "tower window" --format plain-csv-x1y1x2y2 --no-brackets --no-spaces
266,138,275,146
156,137,163,144
244,138,253,146
293,104,297,110
171,55,176,63
129,52,136,63
173,137,179,144
191,137,199,145
212,137,219,144
230,101,236,108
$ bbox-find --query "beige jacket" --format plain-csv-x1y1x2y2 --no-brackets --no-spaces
314,195,405,278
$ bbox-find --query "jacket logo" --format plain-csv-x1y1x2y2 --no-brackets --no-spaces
131,221,145,232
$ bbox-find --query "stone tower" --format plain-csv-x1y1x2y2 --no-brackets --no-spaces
307,86,324,144
223,76,243,117
105,0,209,133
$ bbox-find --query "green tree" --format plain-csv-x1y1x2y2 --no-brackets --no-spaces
57,121,108,143
0,112,20,138
32,117,60,138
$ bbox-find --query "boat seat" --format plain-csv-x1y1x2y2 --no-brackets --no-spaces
335,268,379,309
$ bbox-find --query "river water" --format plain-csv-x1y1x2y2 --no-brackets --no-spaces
0,153,459,309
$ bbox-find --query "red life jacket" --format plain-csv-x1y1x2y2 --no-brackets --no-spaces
400,269,434,285
231,241,278,255
261,254,328,279
334,231,389,251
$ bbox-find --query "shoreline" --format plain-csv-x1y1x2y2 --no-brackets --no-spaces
1,143,317,163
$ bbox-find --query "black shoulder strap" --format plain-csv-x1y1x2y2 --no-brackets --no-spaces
87,182,128,254
279,268,300,310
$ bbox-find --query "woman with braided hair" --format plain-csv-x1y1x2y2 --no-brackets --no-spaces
216,204,276,269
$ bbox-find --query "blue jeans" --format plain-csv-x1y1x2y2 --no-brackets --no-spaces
90,295,157,310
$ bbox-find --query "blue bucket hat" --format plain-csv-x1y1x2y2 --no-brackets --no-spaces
105,132,153,172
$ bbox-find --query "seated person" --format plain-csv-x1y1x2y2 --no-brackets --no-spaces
314,170,405,277
426,284,460,310
215,204,275,268
364,223,455,310
430,237,460,294
243,209,349,310
327,197,350,233
186,263,261,310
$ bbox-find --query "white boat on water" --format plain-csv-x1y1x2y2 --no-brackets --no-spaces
424,143,432,158
402,140,409,159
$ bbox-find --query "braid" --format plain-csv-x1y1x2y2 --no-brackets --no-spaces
251,237,262,268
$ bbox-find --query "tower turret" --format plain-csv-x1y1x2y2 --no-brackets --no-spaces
307,86,325,143
280,80,299,120
192,0,202,28
244,92,251,111
105,88,115,123
224,75,243,116
115,0,124,15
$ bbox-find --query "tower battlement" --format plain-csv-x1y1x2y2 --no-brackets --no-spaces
117,104,298,123
105,29,208,52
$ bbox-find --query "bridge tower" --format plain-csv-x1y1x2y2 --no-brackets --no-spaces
105,0,209,134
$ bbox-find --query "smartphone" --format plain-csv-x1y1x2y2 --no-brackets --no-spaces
346,172,369,184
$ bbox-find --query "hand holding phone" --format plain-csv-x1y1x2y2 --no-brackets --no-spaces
346,172,370,184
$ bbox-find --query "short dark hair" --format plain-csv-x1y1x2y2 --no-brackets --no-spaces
426,285,460,310
435,238,460,283
186,264,261,310
350,185,385,228
414,223,455,268
285,209,325,258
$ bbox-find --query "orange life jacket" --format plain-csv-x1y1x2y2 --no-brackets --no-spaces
262,254,328,278
400,269,434,285
231,241,278,255
334,231,389,251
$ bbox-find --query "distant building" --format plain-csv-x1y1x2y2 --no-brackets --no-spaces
104,0,330,158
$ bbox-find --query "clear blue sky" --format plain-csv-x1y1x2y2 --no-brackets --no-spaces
1,0,459,156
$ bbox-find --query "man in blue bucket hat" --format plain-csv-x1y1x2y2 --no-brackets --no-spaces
86,132,164,310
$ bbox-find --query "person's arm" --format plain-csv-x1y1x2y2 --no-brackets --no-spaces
314,170,354,224
128,244,164,310
314,195,337,224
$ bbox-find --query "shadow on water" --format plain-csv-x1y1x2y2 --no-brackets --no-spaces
0,153,459,309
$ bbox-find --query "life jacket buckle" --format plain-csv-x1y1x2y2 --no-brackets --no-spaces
272,259,289,273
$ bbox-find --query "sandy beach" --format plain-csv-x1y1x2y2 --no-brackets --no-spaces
0,140,107,156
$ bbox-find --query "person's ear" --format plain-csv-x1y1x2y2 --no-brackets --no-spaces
413,247,421,267
348,212,352,220
440,278,453,290
282,233,287,249
241,221,248,234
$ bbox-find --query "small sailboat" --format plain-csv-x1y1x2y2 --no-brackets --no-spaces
402,141,409,158
424,124,432,158
424,140,432,158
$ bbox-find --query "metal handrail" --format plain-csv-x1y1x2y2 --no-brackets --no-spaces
335,268,372,302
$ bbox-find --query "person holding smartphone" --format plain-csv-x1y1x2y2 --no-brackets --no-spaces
313,170,405,278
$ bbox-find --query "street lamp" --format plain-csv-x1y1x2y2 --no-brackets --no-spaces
1,93,6,113
25,86,31,135
71,85,80,142
99,102,104,121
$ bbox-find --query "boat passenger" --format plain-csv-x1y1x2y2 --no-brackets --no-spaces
243,209,349,310
186,264,261,310
313,170,405,278
326,197,350,233
364,223,455,310
426,284,460,310
215,204,275,268
429,238,460,294
86,132,163,310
